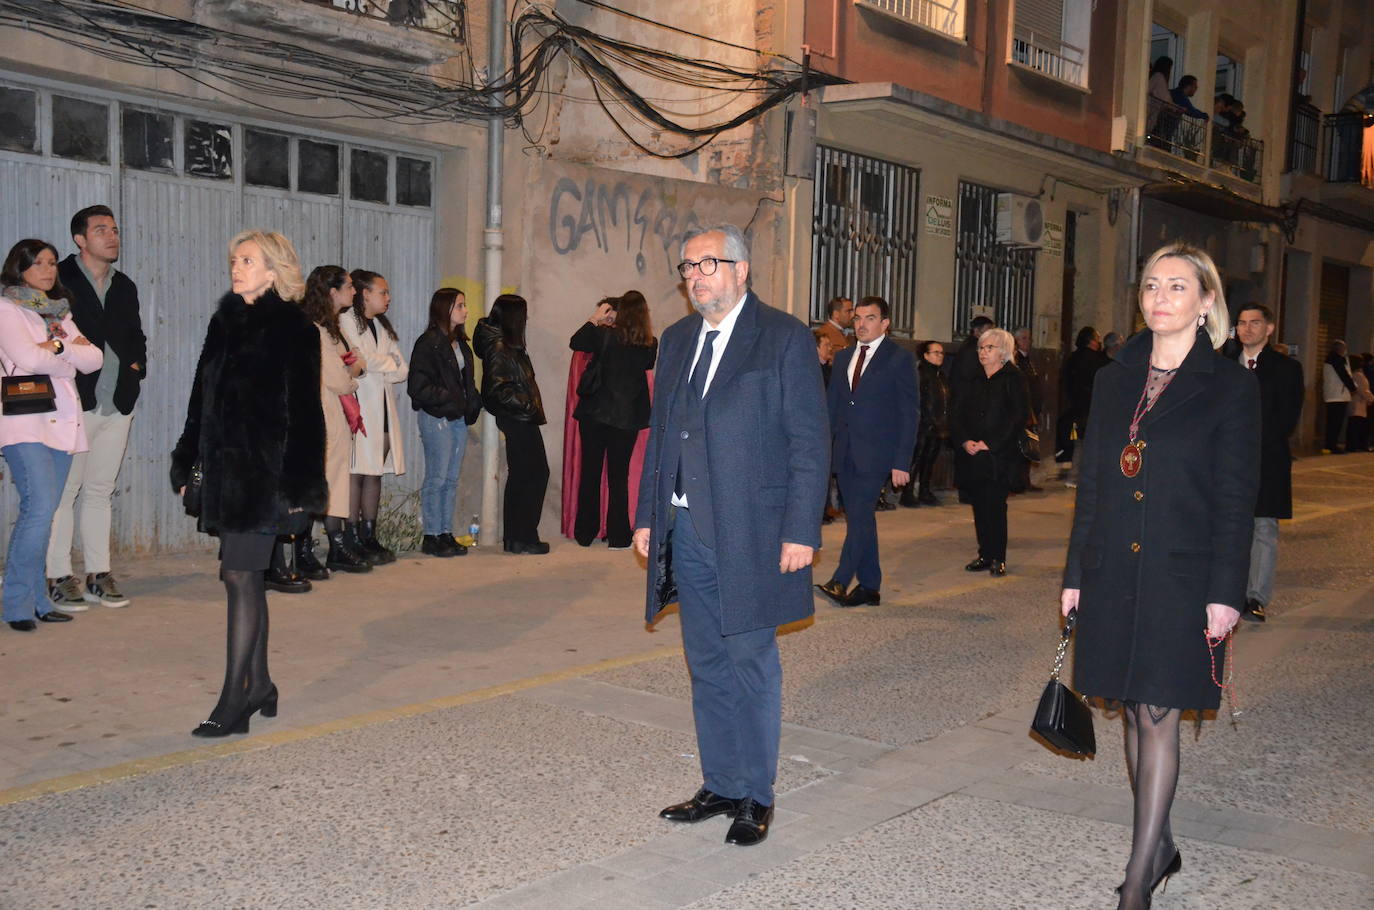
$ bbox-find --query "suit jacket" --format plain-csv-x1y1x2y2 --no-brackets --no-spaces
1063,329,1259,710
1249,346,1304,518
57,254,147,414
816,321,852,352
827,338,919,477
635,292,829,634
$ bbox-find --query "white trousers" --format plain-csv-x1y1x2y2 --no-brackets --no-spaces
46,409,133,578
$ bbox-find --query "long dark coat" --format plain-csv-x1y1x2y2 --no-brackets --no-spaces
1063,329,1259,710
170,291,327,535
1250,347,1304,518
634,293,829,634
950,361,1029,489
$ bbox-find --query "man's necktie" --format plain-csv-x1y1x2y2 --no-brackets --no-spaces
691,330,720,399
1248,358,1257,370
851,344,870,392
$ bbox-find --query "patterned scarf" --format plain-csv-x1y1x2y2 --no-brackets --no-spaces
3,285,70,340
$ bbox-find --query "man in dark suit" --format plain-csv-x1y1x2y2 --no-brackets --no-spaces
1232,303,1304,622
633,224,828,846
816,297,918,607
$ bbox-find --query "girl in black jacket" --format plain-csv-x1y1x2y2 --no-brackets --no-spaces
473,293,549,554
171,230,326,737
569,291,657,548
408,288,481,557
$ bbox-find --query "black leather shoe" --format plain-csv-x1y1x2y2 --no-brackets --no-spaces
38,610,74,622
1241,598,1266,623
724,798,773,846
875,498,897,512
359,520,396,564
660,787,739,822
504,540,550,555
438,533,468,556
8,619,38,631
422,534,458,557
326,530,373,572
917,494,938,506
965,557,991,572
840,585,880,607
898,490,919,508
989,561,1007,577
295,534,330,581
814,578,848,604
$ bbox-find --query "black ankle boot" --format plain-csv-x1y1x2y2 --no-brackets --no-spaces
359,519,396,564
295,528,330,581
345,522,381,566
266,536,312,593
326,528,372,572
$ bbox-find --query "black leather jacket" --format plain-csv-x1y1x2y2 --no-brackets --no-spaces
408,327,481,424
569,322,658,431
918,358,949,438
473,318,545,424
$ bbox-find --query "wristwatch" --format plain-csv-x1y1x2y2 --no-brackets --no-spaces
52,339,64,355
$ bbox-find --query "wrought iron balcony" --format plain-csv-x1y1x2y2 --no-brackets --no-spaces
854,0,965,42
298,0,464,39
1144,96,1206,163
1010,24,1085,88
1324,112,1373,187
1209,125,1263,183
1289,103,1320,174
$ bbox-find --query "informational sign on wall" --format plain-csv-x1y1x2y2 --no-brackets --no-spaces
924,194,953,237
1042,220,1065,256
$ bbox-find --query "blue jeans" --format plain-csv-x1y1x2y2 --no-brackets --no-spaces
3,443,72,621
417,412,468,535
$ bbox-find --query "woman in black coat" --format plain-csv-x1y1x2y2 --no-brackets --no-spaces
950,328,1027,576
1061,243,1258,910
907,340,949,506
409,288,482,558
569,291,657,548
474,293,549,555
171,230,326,737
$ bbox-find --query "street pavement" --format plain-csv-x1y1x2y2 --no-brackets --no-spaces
1,457,1371,909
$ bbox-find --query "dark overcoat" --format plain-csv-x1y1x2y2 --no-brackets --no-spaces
827,339,919,476
1063,329,1259,710
634,293,829,634
1250,347,1304,518
950,361,1029,489
170,291,327,535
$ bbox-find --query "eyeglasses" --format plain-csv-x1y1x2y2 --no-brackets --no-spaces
676,257,737,278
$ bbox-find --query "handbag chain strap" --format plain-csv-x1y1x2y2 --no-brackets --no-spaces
1049,610,1077,681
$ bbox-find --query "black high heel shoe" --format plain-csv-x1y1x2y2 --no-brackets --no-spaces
251,685,279,719
191,704,253,738
1115,849,1182,906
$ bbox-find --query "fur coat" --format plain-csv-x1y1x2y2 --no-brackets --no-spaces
170,290,327,535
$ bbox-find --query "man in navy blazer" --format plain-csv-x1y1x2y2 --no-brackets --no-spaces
816,296,919,607
634,224,828,847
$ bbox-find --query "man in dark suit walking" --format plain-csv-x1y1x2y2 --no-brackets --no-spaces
816,297,919,607
633,224,828,846
1232,304,1304,622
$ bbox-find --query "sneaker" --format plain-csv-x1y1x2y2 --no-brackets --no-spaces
84,572,131,608
48,575,90,612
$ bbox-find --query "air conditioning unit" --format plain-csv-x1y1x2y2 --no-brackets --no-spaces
995,193,1045,247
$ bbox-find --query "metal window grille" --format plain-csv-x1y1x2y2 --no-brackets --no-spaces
953,181,1036,334
810,146,920,334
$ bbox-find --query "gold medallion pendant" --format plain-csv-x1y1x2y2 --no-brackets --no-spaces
1120,440,1145,478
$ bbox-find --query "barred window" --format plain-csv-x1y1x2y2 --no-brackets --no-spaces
953,181,1036,334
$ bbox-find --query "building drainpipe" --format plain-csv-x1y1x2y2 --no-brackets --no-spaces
480,0,506,548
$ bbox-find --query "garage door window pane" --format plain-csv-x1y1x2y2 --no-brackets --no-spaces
299,140,340,195
0,86,38,154
396,156,432,207
122,109,174,171
350,149,389,203
245,129,290,188
186,121,232,179
52,95,109,163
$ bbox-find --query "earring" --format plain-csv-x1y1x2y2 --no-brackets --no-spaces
1198,313,1207,328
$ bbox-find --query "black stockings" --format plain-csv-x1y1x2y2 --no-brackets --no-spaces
209,569,272,726
350,474,382,522
1118,701,1181,909
323,516,344,535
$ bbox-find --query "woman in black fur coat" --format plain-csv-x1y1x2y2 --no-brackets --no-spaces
171,230,326,737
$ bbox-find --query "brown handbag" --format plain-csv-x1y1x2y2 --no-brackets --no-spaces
1,359,57,415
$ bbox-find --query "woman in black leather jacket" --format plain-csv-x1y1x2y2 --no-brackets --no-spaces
474,293,549,554
569,290,657,548
408,288,482,557
905,340,949,506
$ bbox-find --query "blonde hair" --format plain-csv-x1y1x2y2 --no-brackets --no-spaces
228,229,305,302
1139,242,1230,349
980,327,1015,364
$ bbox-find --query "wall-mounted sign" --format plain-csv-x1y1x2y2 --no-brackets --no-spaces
1042,220,1064,256
924,194,953,237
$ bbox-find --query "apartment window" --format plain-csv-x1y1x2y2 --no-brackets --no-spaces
185,120,232,180
854,0,965,43
953,182,1035,335
1149,23,1184,76
396,156,433,207
0,85,38,154
245,129,291,189
299,139,340,196
810,146,920,334
52,95,109,163
1215,53,1243,99
349,148,389,203
121,109,174,171
1011,0,1091,89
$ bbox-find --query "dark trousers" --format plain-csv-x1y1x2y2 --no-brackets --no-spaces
497,417,549,544
967,480,1009,561
673,507,782,804
834,465,888,590
574,419,637,547
913,433,943,501
1324,401,1348,451
1348,415,1369,452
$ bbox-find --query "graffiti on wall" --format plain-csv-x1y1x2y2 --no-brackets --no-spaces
548,176,705,276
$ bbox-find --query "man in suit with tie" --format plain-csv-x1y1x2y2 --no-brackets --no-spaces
1233,303,1304,622
815,296,919,607
633,224,829,846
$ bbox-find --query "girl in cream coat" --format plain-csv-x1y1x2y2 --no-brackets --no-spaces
340,269,407,562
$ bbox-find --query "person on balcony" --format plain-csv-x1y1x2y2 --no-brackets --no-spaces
1169,76,1209,120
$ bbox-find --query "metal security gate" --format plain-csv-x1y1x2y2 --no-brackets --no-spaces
954,181,1036,335
810,146,920,334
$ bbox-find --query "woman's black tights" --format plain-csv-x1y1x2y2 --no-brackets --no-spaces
207,569,271,726
348,435,389,522
1118,701,1181,910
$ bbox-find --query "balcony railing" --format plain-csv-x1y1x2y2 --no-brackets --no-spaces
1290,103,1320,174
1210,125,1263,183
1010,25,1085,88
1324,112,1374,187
300,0,465,39
1144,96,1206,163
855,0,964,41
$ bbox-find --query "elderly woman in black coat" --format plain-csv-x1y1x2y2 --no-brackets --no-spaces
171,230,326,737
1061,243,1259,910
950,328,1027,576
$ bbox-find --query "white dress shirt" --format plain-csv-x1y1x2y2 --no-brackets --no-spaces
846,333,885,389
672,293,747,507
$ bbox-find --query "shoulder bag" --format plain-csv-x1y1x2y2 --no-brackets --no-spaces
1,352,57,416
1030,609,1095,756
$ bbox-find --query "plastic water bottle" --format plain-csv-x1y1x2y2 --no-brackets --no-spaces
469,514,480,542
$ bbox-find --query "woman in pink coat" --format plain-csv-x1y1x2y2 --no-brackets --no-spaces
0,239,103,631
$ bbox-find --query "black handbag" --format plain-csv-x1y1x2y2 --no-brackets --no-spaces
182,461,203,518
1018,424,1042,462
576,356,603,398
1,360,57,416
1031,610,1096,756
